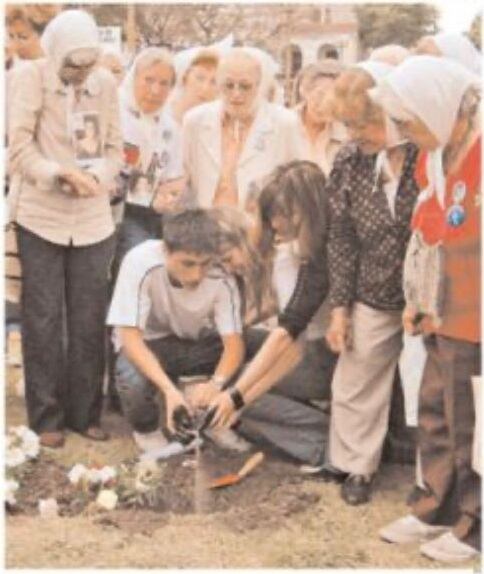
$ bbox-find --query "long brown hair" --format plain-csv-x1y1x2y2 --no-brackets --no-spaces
210,207,273,324
258,160,329,264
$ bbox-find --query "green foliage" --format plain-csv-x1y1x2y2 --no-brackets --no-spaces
356,4,439,51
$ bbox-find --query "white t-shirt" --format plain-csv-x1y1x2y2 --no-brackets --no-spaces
107,240,242,348
272,241,329,341
121,105,184,208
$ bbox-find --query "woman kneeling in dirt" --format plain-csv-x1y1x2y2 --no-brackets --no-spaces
191,160,334,466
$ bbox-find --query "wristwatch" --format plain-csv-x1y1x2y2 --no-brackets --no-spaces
229,387,245,411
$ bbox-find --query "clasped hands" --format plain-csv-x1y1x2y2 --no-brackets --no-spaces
57,166,101,197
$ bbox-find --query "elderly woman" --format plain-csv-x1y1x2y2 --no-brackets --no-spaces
168,46,221,125
318,61,420,505
413,32,481,74
372,56,481,564
8,10,122,447
115,47,184,262
293,60,346,177
183,47,303,210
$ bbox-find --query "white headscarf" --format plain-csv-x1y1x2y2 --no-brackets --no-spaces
355,60,404,217
369,44,410,66
243,47,280,100
356,60,402,146
433,32,481,75
41,9,100,73
173,34,233,91
369,55,481,206
120,47,174,117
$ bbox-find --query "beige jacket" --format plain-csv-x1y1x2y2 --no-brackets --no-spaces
8,59,123,246
182,100,304,210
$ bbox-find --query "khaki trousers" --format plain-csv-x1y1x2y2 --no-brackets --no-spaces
328,303,403,475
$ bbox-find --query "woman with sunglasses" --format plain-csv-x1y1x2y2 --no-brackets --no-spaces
182,47,304,212
9,10,123,448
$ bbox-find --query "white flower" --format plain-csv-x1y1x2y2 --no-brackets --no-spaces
67,464,87,485
22,435,40,459
96,489,118,510
86,468,103,485
6,448,26,468
5,479,19,506
38,498,58,518
98,466,117,484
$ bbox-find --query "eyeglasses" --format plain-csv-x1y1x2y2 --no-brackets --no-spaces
63,59,97,71
222,80,255,93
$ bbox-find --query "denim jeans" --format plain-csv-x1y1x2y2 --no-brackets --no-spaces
17,226,115,433
115,334,224,432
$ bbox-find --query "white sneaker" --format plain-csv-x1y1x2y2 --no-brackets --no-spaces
420,532,479,563
205,428,251,452
379,514,449,544
133,429,168,453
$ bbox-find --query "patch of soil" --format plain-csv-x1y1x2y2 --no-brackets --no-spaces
10,444,321,534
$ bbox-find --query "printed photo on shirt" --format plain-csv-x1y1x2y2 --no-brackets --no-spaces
72,112,102,166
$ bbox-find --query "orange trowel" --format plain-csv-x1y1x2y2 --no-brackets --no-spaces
209,451,265,489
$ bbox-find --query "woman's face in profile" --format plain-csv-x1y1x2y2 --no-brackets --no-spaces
220,245,249,276
389,112,440,150
339,106,388,155
269,204,301,244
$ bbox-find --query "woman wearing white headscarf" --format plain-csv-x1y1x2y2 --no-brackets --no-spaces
115,47,184,263
182,47,304,211
8,9,123,447
167,36,233,125
372,56,481,564
414,32,481,75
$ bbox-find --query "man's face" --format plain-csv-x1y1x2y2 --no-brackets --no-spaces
165,250,214,290
219,56,261,120
134,61,174,114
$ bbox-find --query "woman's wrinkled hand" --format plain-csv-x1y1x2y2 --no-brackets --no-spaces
326,306,352,353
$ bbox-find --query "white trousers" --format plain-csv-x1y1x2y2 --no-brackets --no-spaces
328,303,403,475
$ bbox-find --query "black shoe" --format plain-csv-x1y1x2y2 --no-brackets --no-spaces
300,462,349,484
341,474,372,505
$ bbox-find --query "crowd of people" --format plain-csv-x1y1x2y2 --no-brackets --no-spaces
5,6,481,565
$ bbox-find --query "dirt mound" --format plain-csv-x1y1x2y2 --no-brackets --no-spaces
9,445,321,533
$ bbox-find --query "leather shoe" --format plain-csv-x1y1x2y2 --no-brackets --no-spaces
39,431,65,449
81,426,109,441
300,463,349,483
341,474,372,505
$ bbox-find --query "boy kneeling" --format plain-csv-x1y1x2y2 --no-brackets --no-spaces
107,209,248,453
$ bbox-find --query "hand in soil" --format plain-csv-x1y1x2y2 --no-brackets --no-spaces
165,389,193,436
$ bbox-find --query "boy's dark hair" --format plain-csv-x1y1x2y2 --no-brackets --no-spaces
163,209,220,255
